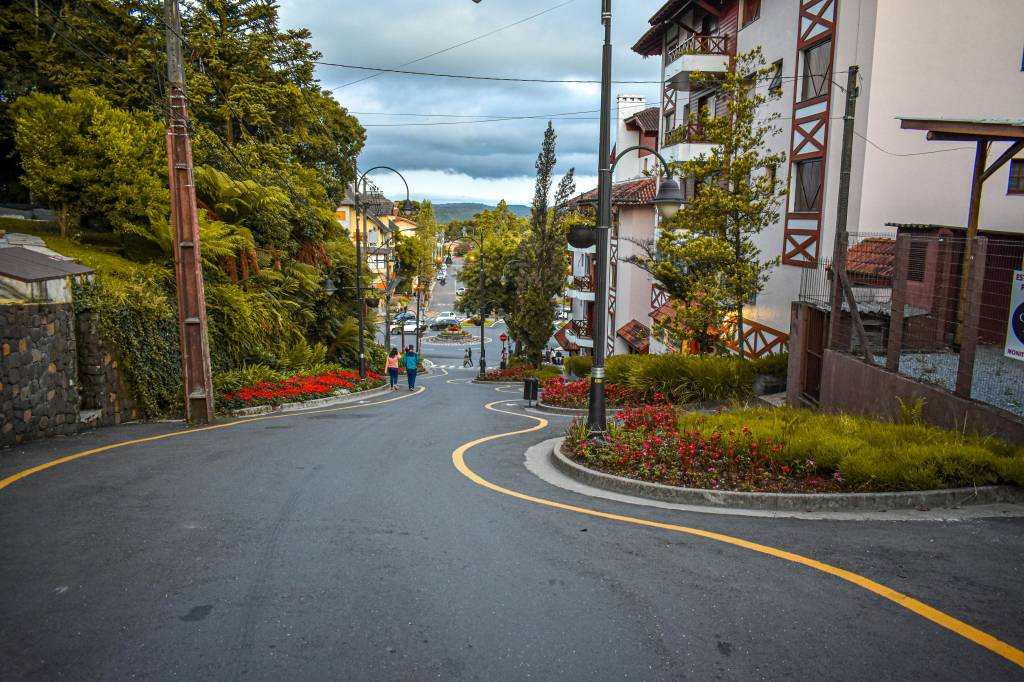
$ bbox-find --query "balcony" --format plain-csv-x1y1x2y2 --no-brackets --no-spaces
566,275,595,302
662,122,715,166
565,318,594,348
664,34,730,90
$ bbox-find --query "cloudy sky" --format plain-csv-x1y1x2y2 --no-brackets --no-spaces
277,0,665,205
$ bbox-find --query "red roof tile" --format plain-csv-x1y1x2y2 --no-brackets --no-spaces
846,237,896,285
616,319,651,353
553,322,578,352
625,107,660,133
569,178,657,208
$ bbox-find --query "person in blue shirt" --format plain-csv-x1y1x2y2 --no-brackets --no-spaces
403,345,419,390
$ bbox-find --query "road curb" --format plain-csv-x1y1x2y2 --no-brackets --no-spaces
548,438,1024,512
533,401,624,416
230,383,393,418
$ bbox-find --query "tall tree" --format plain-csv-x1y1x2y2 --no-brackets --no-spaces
507,123,575,366
644,48,785,355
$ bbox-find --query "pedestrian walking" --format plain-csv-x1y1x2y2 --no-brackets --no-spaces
385,347,400,390
463,348,472,368
404,345,419,390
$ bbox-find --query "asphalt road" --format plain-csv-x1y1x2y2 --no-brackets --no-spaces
2,324,1024,679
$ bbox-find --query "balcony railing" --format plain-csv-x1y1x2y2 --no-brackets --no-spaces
663,121,707,146
666,34,729,64
570,319,592,339
571,275,594,293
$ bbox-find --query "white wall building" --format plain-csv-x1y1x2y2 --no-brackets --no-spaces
633,0,1024,356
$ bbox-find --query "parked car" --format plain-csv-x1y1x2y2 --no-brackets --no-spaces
428,311,460,330
456,286,467,297
556,309,570,321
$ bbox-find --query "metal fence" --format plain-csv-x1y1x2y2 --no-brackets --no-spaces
801,230,1024,418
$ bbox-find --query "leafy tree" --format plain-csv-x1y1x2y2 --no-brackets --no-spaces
506,123,575,366
646,48,785,355
455,201,529,321
12,88,168,242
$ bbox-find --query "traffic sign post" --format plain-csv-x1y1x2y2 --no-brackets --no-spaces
1005,270,1024,361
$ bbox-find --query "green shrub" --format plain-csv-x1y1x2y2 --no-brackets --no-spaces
678,407,1024,490
73,273,183,418
604,354,641,385
749,351,789,379
564,355,592,378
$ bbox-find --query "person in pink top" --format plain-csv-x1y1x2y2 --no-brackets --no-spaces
385,347,400,390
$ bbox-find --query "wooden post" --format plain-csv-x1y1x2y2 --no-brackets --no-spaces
955,236,988,397
827,66,860,350
165,0,213,423
886,234,911,372
954,141,988,345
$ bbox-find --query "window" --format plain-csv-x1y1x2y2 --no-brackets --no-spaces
768,59,784,93
908,241,928,282
794,159,823,212
801,39,831,101
742,0,761,28
1009,159,1024,195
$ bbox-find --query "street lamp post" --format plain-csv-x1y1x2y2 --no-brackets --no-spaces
353,165,414,379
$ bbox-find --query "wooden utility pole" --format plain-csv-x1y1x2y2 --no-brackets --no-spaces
827,65,866,359
165,0,214,423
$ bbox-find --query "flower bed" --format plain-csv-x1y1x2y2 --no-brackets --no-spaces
566,405,1024,493
566,405,837,493
478,365,561,382
541,377,660,409
217,369,385,411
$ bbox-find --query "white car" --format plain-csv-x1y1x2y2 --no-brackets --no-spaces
391,319,424,336
434,310,458,324
456,286,467,297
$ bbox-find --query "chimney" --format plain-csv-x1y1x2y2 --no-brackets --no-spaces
614,95,647,182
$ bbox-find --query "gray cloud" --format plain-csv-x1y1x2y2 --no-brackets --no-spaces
278,0,665,200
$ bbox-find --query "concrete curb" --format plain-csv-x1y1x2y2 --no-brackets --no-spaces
533,401,624,416
229,383,392,418
548,438,1024,512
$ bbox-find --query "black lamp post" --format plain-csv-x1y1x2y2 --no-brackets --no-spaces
352,165,414,379
470,1,684,429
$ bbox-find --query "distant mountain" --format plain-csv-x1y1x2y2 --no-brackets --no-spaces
433,202,530,224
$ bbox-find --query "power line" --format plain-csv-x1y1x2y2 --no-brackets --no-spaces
853,131,974,157
361,109,602,127
318,62,661,84
330,0,580,91
349,108,601,119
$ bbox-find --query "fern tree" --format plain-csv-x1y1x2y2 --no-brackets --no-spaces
653,47,786,355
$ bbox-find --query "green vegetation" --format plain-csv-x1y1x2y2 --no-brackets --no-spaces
603,353,754,403
749,351,789,379
678,407,1024,490
629,48,786,354
563,355,592,378
1,2,375,418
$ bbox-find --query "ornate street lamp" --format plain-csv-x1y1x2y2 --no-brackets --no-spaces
352,165,414,379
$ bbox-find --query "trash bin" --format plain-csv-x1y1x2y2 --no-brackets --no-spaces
523,376,539,406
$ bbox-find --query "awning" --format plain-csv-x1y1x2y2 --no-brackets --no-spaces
616,319,651,354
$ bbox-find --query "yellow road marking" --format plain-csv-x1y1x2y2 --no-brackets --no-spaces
452,401,1024,669
0,387,425,493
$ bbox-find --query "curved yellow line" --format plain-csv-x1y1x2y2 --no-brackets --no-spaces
452,401,1024,669
0,387,425,493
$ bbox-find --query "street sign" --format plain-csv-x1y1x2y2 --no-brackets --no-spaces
1005,270,1024,361
500,334,508,342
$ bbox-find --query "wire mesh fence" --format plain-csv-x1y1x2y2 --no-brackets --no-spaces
799,230,1024,417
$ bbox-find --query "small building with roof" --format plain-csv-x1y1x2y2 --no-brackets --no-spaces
0,246,94,303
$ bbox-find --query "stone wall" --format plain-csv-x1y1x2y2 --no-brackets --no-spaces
1,303,80,447
75,311,138,426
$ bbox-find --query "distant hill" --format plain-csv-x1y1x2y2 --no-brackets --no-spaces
433,203,530,224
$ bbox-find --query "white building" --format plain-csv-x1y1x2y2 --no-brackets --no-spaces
563,97,666,356
632,0,1024,356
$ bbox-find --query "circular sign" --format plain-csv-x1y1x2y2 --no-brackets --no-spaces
1013,302,1024,345
499,334,508,342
